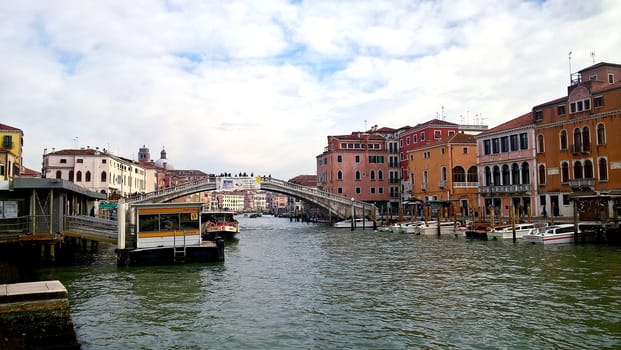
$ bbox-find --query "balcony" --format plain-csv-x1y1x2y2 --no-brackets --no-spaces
570,143,591,154
421,182,428,191
568,178,594,190
453,182,478,188
479,183,530,195
438,180,447,188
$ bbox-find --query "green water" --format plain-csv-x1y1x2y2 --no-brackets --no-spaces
39,216,621,349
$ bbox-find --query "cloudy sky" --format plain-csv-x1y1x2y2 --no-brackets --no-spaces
2,0,620,180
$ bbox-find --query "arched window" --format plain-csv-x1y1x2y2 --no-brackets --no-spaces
584,159,593,179
502,164,510,185
521,162,530,184
467,166,478,182
573,128,582,152
453,166,465,182
485,166,492,186
441,167,447,181
538,164,546,185
597,124,606,145
561,162,569,183
85,171,91,182
599,158,608,181
76,171,82,182
370,170,376,180
378,170,383,180
355,171,361,180
69,170,74,182
560,130,568,150
574,161,583,179
55,170,62,179
492,165,501,186
537,134,545,153
511,163,520,185
101,171,107,182
583,126,591,152
337,170,343,180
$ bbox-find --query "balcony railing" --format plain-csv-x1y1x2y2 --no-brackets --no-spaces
570,143,591,154
453,182,479,188
479,183,530,194
568,178,594,189
438,180,447,188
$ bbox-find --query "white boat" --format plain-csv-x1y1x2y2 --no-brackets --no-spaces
488,223,545,240
522,224,578,245
333,218,375,229
201,210,240,240
415,221,460,235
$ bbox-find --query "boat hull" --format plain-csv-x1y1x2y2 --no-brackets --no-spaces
522,233,574,245
115,240,225,266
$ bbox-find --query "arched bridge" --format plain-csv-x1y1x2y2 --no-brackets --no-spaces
127,176,376,219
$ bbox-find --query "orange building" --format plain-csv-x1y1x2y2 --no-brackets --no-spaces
408,133,478,217
532,62,621,219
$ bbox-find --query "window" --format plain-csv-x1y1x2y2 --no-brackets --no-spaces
0,164,4,176
85,171,91,182
55,170,62,179
492,138,500,153
599,158,608,181
573,128,582,152
521,162,530,184
356,187,361,194
560,130,568,150
534,110,543,121
563,195,570,206
583,127,591,152
378,170,383,180
101,171,107,182
493,166,501,185
519,133,528,150
467,166,477,182
463,147,468,154
337,155,342,163
441,167,447,181
584,160,593,179
597,124,606,145
510,135,518,151
76,171,82,182
420,132,425,141
512,163,520,185
60,159,67,164
502,164,510,185
355,155,360,163
2,135,12,148
537,134,545,153
413,135,417,143
370,170,376,180
77,159,83,163
355,171,361,180
561,162,569,183
434,130,441,139
594,96,603,108
69,170,74,182
370,187,376,194
570,98,591,113
406,136,410,145
483,140,491,155
484,167,492,186
574,161,583,179
448,131,455,137
338,188,343,194
538,164,546,185
441,148,446,155
337,170,343,180
102,159,107,164
500,136,509,153
557,105,566,116
609,73,615,84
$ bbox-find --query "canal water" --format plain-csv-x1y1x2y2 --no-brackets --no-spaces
38,216,621,349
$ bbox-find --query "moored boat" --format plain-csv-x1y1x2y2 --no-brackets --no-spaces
488,222,545,240
464,223,493,240
201,210,240,240
522,224,577,245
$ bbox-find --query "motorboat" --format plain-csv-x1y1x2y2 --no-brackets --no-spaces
488,222,544,240
522,224,577,245
201,210,240,240
415,221,460,235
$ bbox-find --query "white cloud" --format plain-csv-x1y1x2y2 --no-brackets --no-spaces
1,0,620,180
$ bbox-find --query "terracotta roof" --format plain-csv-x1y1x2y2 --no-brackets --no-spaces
476,112,533,136
412,118,458,129
47,148,106,156
288,175,317,187
0,123,23,133
330,133,385,141
577,62,621,73
19,166,41,177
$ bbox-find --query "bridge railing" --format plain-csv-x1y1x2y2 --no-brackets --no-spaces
64,215,118,241
126,177,217,204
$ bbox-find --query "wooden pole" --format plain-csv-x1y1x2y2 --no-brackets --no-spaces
511,203,516,243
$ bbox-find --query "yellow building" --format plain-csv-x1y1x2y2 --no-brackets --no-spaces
0,123,24,188
408,133,478,217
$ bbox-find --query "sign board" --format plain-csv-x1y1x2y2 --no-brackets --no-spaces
0,201,18,218
216,177,260,192
99,202,117,209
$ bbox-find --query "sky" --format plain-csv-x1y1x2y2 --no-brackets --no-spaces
1,0,620,180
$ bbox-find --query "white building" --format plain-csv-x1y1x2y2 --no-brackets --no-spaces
221,192,244,212
42,147,156,198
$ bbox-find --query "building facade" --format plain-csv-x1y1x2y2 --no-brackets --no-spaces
475,113,537,218
532,62,621,219
409,133,478,216
0,123,24,189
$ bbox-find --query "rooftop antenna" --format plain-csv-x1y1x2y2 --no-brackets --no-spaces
591,51,595,63
364,119,367,131
568,51,573,84
441,106,445,120
460,114,464,123
73,137,79,148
